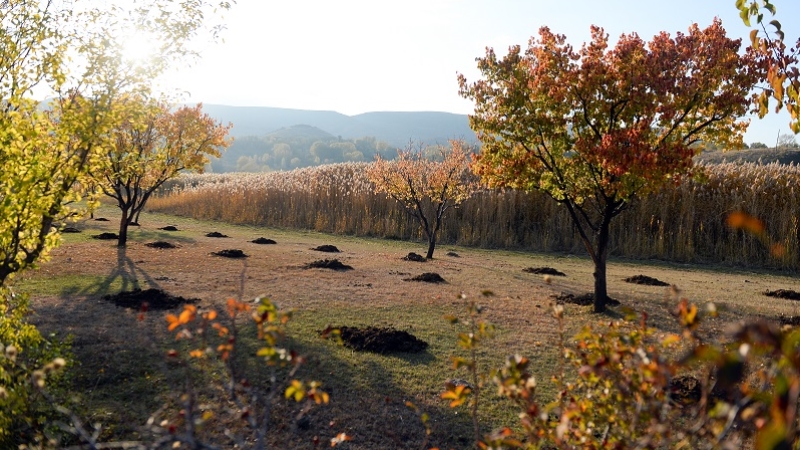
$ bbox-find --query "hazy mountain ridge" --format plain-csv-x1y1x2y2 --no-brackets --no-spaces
199,104,477,147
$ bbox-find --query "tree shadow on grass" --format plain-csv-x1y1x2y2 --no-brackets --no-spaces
61,246,162,297
30,299,484,449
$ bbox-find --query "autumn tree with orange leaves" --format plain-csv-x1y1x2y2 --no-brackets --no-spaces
366,141,477,259
460,20,764,312
95,100,231,246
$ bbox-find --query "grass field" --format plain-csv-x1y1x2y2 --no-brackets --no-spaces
17,207,800,449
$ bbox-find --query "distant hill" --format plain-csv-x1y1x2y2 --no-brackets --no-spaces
199,104,477,147
266,124,335,141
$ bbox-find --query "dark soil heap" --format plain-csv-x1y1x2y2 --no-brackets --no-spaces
624,275,670,286
669,375,701,406
523,267,566,276
312,244,340,252
159,226,179,231
764,289,800,301
304,259,353,271
103,288,198,310
761,314,800,327
335,326,428,353
403,252,426,262
212,249,248,258
61,227,81,233
251,237,277,244
553,292,620,306
205,231,229,238
92,232,118,240
93,217,109,222
146,241,177,249
446,251,460,257
404,272,446,283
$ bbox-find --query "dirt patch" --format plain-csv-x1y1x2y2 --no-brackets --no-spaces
129,222,140,226
404,272,446,283
145,241,177,249
334,326,428,353
523,267,566,276
212,249,248,258
403,252,426,262
102,288,198,310
92,232,119,240
94,217,109,222
304,259,353,271
312,244,340,253
669,375,701,406
205,231,229,238
251,237,277,244
446,251,460,257
624,275,670,286
553,292,620,307
61,227,81,233
764,289,800,301
158,226,179,231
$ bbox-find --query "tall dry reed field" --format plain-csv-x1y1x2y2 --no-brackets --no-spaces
149,162,800,270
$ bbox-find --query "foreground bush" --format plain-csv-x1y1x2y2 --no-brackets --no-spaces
442,297,800,449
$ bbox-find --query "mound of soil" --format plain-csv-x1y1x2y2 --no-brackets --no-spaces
212,249,248,258
335,326,428,353
159,226,179,231
61,227,81,233
446,251,460,257
103,288,198,310
312,245,340,253
624,275,670,286
129,222,140,226
669,375,701,406
403,252,426,262
93,217,109,222
304,259,353,271
404,272,446,283
553,292,620,307
205,231,229,238
92,232,119,240
523,267,566,276
145,241,177,249
251,237,277,244
761,314,800,327
764,289,800,301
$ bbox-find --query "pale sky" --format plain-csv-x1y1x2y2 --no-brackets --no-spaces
153,0,800,146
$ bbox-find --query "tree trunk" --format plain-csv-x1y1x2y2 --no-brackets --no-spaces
426,236,436,259
593,254,608,313
592,212,613,313
118,206,131,247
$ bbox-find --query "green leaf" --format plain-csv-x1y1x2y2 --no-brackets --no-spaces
740,9,751,27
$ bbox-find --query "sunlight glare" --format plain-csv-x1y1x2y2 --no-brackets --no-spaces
120,30,160,65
